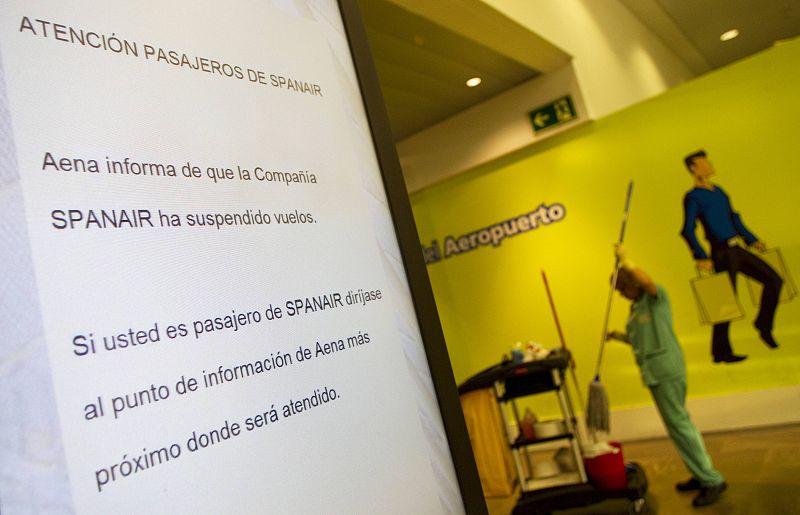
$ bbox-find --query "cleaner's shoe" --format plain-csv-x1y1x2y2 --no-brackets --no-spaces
676,477,702,492
692,482,727,507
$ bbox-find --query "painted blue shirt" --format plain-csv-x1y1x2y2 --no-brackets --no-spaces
681,185,757,260
626,285,685,386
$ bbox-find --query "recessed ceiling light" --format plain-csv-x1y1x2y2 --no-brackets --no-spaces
720,29,739,42
466,77,482,87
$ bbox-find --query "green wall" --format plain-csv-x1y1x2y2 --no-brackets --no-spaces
411,38,800,415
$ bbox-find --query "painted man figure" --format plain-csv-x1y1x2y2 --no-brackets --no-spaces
609,244,727,508
680,150,782,363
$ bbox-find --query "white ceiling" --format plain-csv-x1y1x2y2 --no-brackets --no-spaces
358,0,800,141
359,0,540,141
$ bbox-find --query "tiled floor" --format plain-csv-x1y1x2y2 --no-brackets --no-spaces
485,424,800,515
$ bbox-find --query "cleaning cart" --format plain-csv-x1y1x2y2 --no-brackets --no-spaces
458,349,649,515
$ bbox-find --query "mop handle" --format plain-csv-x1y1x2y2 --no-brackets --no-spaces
617,181,633,244
594,266,620,377
593,181,633,378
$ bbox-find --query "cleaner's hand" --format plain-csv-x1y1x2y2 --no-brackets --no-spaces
614,243,635,270
606,330,630,343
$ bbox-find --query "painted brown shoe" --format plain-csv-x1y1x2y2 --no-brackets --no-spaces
758,330,779,349
713,354,747,363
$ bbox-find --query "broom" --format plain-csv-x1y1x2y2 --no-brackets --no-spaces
586,181,633,436
541,270,587,441
541,270,585,414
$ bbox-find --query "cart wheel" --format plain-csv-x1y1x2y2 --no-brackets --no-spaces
628,497,647,515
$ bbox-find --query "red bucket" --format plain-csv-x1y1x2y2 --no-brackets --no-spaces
583,441,627,490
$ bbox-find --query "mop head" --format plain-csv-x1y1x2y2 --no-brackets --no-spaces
586,377,610,433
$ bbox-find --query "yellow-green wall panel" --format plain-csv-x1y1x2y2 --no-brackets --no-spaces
412,38,800,414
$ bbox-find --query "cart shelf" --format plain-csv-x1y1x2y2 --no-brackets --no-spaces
522,471,584,491
511,432,574,449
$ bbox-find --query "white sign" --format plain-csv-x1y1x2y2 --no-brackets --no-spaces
0,2,464,513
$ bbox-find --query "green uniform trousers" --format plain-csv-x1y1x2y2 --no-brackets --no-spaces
649,378,724,487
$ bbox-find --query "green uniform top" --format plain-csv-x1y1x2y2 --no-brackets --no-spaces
626,284,686,386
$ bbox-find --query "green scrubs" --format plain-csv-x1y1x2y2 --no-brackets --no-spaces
627,285,724,487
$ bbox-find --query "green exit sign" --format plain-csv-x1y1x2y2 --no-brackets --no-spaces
529,95,576,133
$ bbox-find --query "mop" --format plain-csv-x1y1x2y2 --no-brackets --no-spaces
586,181,633,436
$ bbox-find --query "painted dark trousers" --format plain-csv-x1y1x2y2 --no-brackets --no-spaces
710,245,783,358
